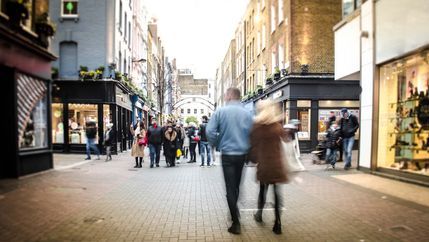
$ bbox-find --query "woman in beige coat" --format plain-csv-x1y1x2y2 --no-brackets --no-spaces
249,100,288,235
130,121,146,168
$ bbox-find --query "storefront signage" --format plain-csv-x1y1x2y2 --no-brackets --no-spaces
115,87,132,110
272,90,283,100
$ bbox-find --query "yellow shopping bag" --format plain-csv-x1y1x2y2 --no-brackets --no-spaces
176,149,182,158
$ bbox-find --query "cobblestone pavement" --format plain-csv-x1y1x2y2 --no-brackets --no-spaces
0,152,428,242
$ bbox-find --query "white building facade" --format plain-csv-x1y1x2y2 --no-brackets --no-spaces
334,0,429,184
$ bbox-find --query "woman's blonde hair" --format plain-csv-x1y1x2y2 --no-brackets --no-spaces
254,100,283,124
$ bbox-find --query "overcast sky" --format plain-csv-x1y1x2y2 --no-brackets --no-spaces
144,0,249,79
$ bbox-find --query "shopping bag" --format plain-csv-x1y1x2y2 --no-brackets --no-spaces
280,140,306,172
176,149,182,158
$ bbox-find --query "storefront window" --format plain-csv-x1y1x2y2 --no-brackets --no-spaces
318,107,360,141
378,51,429,176
68,104,98,144
103,104,111,132
297,108,311,140
20,96,48,150
52,103,64,143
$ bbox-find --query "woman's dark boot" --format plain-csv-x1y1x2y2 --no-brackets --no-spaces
254,210,263,223
134,159,139,168
273,221,282,234
138,159,143,168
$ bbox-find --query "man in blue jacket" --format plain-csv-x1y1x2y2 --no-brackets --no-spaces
206,87,253,235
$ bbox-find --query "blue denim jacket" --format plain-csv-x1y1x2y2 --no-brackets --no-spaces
206,101,253,155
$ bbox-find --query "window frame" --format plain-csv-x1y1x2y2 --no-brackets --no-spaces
61,0,79,19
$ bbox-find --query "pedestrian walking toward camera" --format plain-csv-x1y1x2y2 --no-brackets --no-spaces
103,123,114,161
147,119,163,168
339,108,359,170
199,115,211,167
130,121,146,168
207,87,253,235
187,122,198,163
163,125,178,167
249,100,288,235
175,123,185,164
85,120,100,160
183,126,190,160
325,121,342,169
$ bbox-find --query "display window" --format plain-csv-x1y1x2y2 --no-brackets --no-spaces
378,51,429,176
296,100,311,140
68,104,98,144
52,103,64,143
103,104,111,132
20,96,48,150
318,108,360,141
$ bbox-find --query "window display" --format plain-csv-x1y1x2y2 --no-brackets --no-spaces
378,51,429,176
20,96,48,150
318,108,360,140
297,109,310,140
103,105,111,132
52,103,64,143
68,104,98,144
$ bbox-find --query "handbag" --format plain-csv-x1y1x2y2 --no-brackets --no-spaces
138,136,146,146
176,149,182,158
193,136,200,142
280,140,306,173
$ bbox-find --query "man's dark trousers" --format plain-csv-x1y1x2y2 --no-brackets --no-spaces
221,154,246,224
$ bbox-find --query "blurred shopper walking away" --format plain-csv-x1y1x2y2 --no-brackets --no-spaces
103,123,114,161
199,115,211,167
147,119,163,168
84,120,100,160
339,108,359,170
130,121,146,168
207,87,253,235
249,100,288,235
187,122,199,163
163,125,178,167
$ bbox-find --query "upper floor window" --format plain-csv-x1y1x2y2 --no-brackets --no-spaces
62,0,79,18
278,0,284,25
119,1,123,31
270,4,276,33
343,0,363,18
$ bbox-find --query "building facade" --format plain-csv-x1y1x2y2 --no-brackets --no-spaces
49,0,147,154
1,0,56,178
335,0,429,183
176,70,214,124
222,0,361,152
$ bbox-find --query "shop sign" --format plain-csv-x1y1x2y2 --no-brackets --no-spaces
115,87,132,110
272,90,283,100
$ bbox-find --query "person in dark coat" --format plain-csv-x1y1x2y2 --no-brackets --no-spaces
147,119,163,168
163,125,178,167
249,100,288,235
85,120,100,160
339,108,359,170
325,122,342,169
187,122,198,163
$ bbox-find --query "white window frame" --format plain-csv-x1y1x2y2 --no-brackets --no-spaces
61,0,79,18
257,31,261,55
278,0,284,25
278,44,284,69
262,24,266,50
271,4,276,33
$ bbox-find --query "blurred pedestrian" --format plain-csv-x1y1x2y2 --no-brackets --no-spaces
175,123,185,164
199,115,211,167
249,100,287,235
130,121,146,168
147,119,163,168
103,123,114,161
85,120,100,160
207,87,253,234
163,125,178,167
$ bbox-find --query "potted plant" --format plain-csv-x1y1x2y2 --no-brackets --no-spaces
265,77,273,86
96,66,105,79
256,85,263,95
35,12,56,48
114,71,122,81
273,67,281,81
5,0,29,27
51,67,58,79
281,68,288,76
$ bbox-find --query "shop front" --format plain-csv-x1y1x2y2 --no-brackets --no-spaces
249,75,361,153
376,50,429,181
52,80,134,154
1,2,57,178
